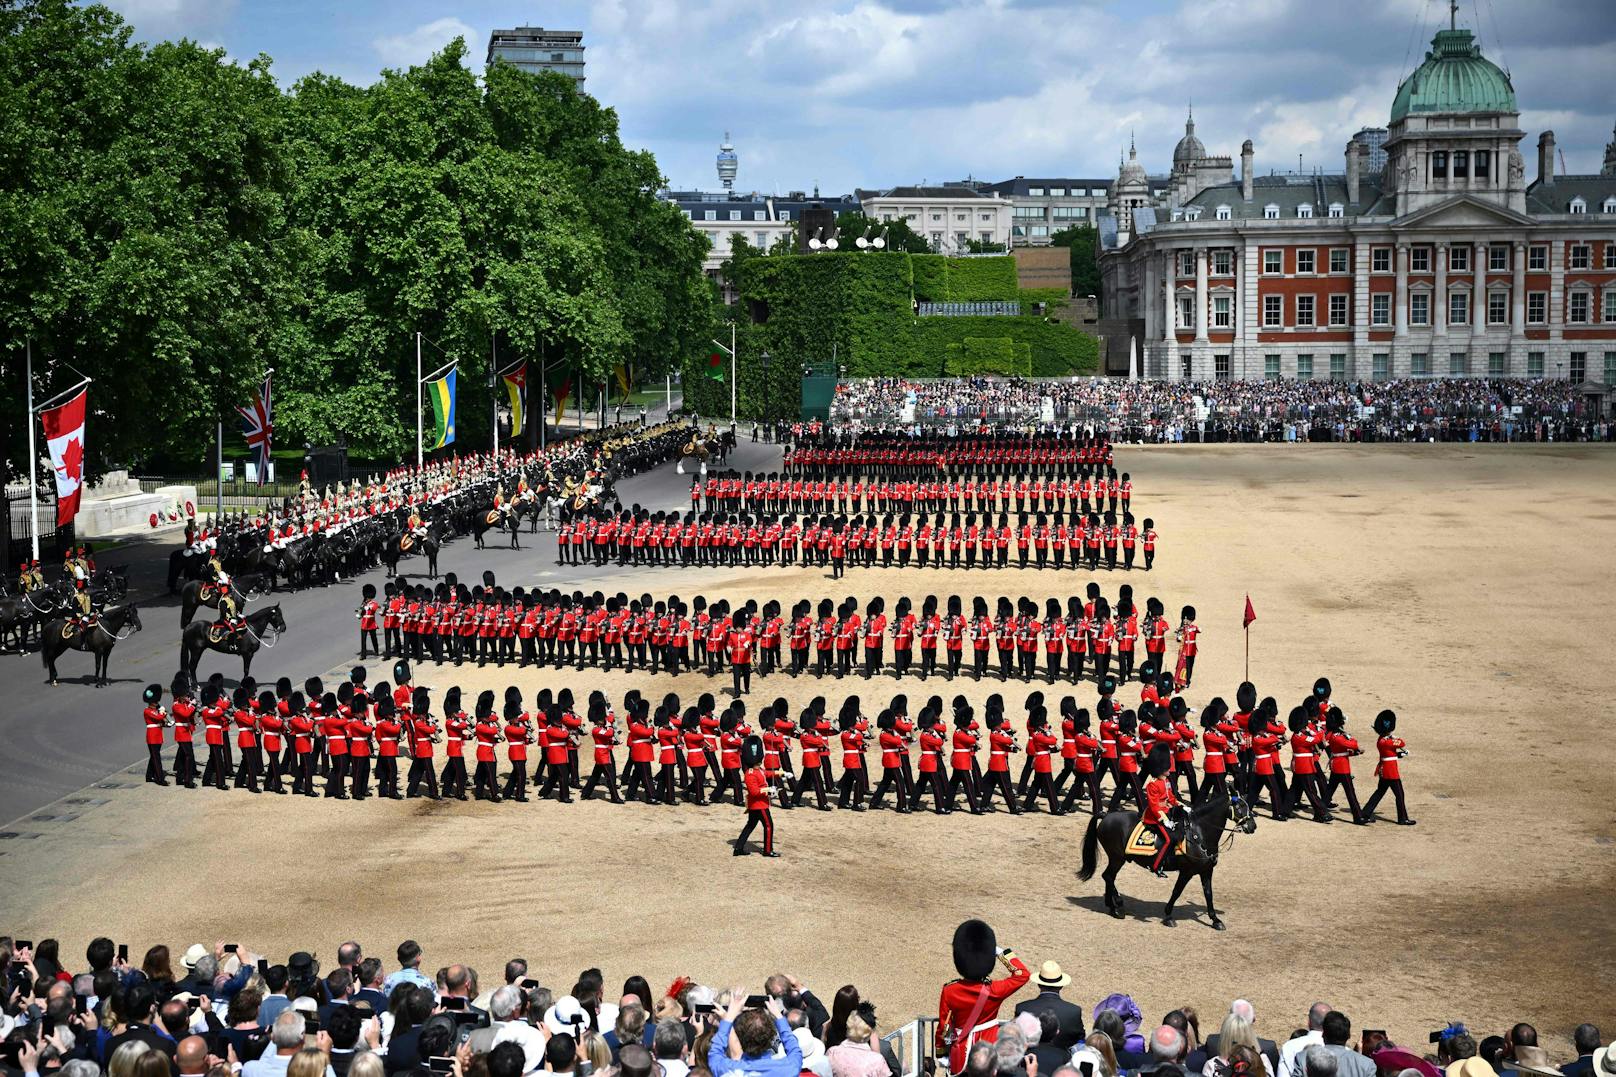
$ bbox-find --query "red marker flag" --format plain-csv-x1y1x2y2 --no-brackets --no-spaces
1243,594,1257,629
42,388,88,526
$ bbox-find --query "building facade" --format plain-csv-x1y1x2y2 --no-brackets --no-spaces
1099,23,1616,382
486,27,585,87
857,186,1013,253
977,176,1113,245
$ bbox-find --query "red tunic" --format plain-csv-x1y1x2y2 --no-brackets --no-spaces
936,954,1031,1074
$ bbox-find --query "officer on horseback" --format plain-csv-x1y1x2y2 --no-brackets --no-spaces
215,581,243,638
70,578,96,632
1142,744,1182,877
406,507,428,541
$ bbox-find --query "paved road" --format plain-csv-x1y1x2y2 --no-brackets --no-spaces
0,435,783,826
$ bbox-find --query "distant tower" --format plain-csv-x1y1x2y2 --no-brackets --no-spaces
717,133,738,190
1603,118,1616,176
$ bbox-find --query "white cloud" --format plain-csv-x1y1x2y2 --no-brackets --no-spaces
372,17,476,70
101,0,235,41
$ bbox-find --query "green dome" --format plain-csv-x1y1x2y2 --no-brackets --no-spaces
1390,29,1516,122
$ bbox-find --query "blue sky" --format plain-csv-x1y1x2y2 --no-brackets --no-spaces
102,0,1616,195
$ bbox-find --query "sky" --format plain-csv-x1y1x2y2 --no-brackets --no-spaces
100,0,1616,195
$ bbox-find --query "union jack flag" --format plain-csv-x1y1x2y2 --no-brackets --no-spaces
236,372,273,486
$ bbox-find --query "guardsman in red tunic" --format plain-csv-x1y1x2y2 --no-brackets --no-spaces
233,689,265,793
1283,707,1331,822
1140,745,1182,876
1362,709,1415,825
945,709,983,815
727,613,755,696
732,736,779,856
1249,709,1287,820
653,711,681,805
580,697,623,804
1058,705,1103,814
1174,606,1199,687
405,686,440,800
1107,710,1144,811
501,699,534,802
1021,709,1062,815
372,694,403,799
537,707,574,802
288,689,318,797
141,683,170,786
868,710,911,813
1198,701,1232,804
1142,517,1157,571
833,704,867,811
937,921,1029,1076
978,712,1022,814
623,704,656,804
258,693,286,795
200,682,231,790
357,582,380,659
472,691,502,802
1321,707,1366,824
169,672,198,788
439,687,469,801
790,709,830,810
346,695,374,800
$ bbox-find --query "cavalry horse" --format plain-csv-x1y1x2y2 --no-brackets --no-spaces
471,506,521,550
1077,794,1257,930
178,575,266,627
381,527,440,578
1,586,65,653
40,603,145,686
180,603,287,681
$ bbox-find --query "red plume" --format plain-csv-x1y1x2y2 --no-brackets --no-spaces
665,976,693,1000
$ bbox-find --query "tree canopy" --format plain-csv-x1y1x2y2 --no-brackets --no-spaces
0,0,713,475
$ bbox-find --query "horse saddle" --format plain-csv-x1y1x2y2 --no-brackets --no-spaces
61,622,81,640
1125,820,1186,858
399,536,415,552
484,510,501,525
207,624,234,645
200,582,218,601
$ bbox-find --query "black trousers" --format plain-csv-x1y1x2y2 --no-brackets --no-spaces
1108,769,1144,811
1059,769,1104,814
623,760,654,803
735,808,774,854
348,755,371,798
655,763,678,804
1022,771,1062,814
945,768,981,813
407,757,440,798
908,770,948,813
440,756,468,798
1363,778,1411,823
376,756,400,798
869,765,909,811
503,760,531,800
1286,770,1330,818
979,770,1020,812
173,741,196,786
836,768,866,809
712,766,744,806
203,743,230,789
263,749,284,793
233,746,261,791
538,761,572,802
791,765,829,809
1323,772,1364,822
581,761,622,802
324,754,349,797
146,743,168,784
473,759,501,801
731,663,752,696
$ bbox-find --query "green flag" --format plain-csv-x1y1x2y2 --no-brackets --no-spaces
705,351,726,382
424,366,457,450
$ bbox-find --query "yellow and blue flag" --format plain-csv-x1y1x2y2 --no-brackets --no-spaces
425,366,456,450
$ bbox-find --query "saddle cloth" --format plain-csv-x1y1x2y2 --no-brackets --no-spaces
399,536,415,552
484,510,500,525
207,624,233,644
1126,820,1186,857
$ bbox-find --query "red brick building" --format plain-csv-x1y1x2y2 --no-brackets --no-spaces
1099,22,1616,383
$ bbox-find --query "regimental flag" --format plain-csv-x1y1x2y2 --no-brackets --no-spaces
1243,594,1257,629
236,373,273,487
424,366,457,450
501,362,527,438
552,375,572,427
705,351,726,382
41,388,88,526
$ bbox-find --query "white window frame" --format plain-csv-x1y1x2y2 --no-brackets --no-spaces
1177,293,1195,329
1606,245,1616,270
1372,247,1391,273
1263,204,1279,220
1604,198,1616,214
1449,245,1469,272
729,210,741,221
1213,295,1232,328
1215,205,1231,220
1297,203,1313,219
1528,245,1547,270
1296,353,1314,379
1604,289,1616,324
1411,247,1431,272
1328,203,1344,218
703,210,716,221
1213,249,1232,275
1296,249,1316,274
1487,289,1509,325
1329,248,1349,274
1527,291,1547,324
1448,291,1469,326
1264,354,1281,379
1179,251,1195,277
1570,244,1591,270
1410,292,1430,326
1263,250,1282,274
1328,293,1349,326
1568,289,1591,324
1569,197,1586,214
1295,294,1316,328
1489,245,1508,271
1371,293,1391,325
1263,294,1283,327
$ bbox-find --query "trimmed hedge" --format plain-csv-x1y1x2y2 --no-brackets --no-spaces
911,255,948,303
944,337,1032,376
910,254,1020,303
683,251,1098,418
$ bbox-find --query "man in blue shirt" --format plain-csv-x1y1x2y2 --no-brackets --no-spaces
381,941,432,998
707,989,800,1077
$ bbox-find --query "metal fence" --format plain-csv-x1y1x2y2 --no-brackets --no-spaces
918,301,1023,317
2,483,75,563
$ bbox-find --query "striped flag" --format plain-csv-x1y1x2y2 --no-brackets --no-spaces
236,372,273,486
500,361,526,437
424,366,457,450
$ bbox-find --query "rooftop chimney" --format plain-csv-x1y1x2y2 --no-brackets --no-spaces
1345,141,1362,206
1537,130,1555,187
1241,139,1254,201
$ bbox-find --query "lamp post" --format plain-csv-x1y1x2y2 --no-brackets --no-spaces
761,350,771,426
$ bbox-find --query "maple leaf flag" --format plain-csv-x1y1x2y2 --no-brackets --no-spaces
1243,594,1257,630
42,388,88,526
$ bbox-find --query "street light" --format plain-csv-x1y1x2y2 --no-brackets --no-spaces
761,350,771,427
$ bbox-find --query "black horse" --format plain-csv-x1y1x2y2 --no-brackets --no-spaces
178,575,267,627
180,603,287,681
41,603,145,686
471,507,520,550
381,528,440,578
0,586,65,652
1077,794,1257,930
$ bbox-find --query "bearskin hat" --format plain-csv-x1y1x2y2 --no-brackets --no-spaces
171,671,192,699
142,683,163,706
951,920,997,982
1312,677,1332,701
475,690,495,719
1373,709,1397,736
1236,682,1258,713
1145,744,1173,778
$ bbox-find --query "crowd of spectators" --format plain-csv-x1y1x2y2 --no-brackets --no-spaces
1,938,1607,1077
827,378,1612,444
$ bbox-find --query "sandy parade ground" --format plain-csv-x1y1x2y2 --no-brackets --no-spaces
2,445,1613,1052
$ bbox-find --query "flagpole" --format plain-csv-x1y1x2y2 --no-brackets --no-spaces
1244,621,1249,683
730,321,736,424
216,419,224,520
491,332,499,458
415,331,423,470
25,337,38,563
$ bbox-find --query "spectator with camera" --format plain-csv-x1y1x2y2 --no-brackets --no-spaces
706,988,799,1077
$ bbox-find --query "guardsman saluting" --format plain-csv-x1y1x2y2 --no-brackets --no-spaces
937,921,1029,1076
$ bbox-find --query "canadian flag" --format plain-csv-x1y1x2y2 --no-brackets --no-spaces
42,388,88,527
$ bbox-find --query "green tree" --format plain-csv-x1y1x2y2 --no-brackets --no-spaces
1051,224,1102,304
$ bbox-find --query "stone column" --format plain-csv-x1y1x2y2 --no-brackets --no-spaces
1194,247,1209,342
1163,249,1175,342
1395,243,1409,338
1511,240,1526,339
1435,243,1448,335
